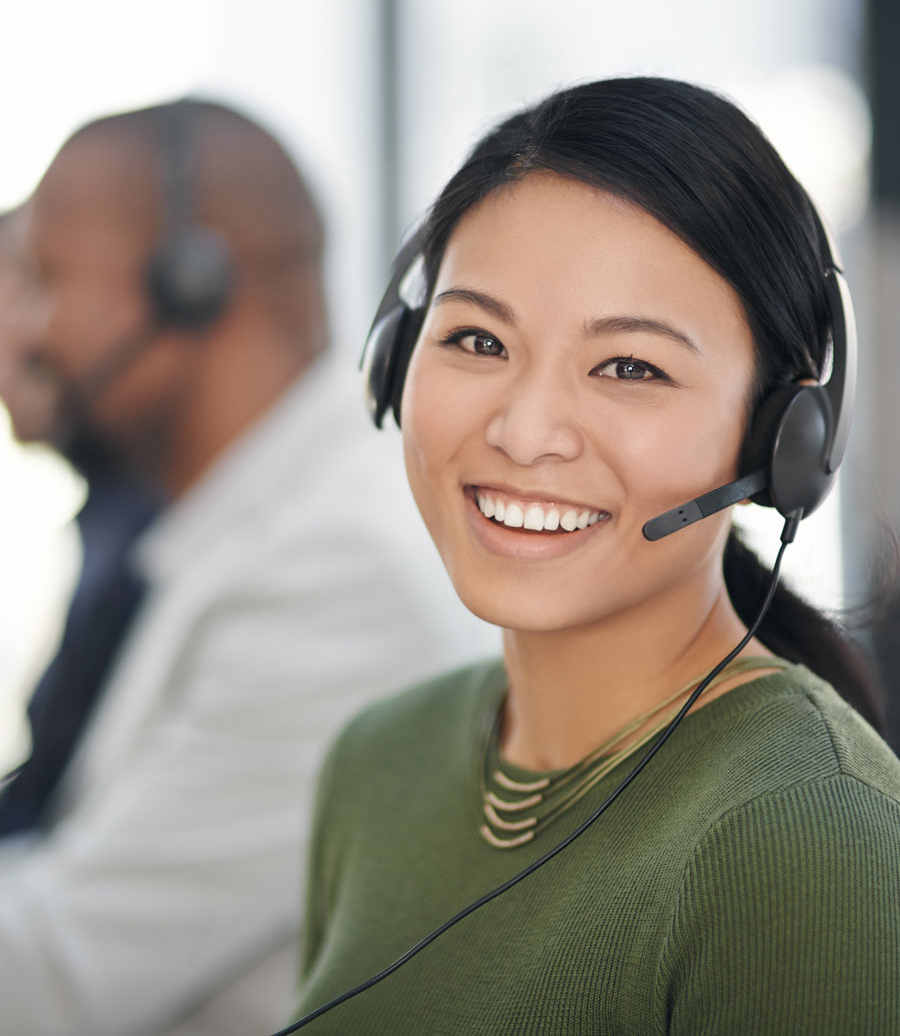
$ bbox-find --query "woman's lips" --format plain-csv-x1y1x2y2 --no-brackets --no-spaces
473,486,607,533
464,486,612,559
470,485,609,531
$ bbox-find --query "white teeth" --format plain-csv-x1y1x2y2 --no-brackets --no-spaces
523,505,544,531
560,509,578,532
503,502,524,528
475,490,606,533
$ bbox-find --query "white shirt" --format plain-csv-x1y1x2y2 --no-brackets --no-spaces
0,355,498,1036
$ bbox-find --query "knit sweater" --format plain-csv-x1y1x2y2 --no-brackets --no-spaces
295,661,900,1034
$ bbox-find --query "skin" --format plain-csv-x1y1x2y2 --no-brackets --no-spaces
21,117,327,497
0,207,61,443
402,173,776,771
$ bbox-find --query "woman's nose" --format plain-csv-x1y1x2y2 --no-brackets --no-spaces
485,375,583,466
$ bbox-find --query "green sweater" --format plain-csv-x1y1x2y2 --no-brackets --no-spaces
296,661,900,1034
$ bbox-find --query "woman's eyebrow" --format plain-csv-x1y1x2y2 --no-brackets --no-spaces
586,314,700,353
430,291,699,354
431,287,516,325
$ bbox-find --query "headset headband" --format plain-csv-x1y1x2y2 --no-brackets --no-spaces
816,213,857,474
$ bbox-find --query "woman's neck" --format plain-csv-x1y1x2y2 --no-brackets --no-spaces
499,576,771,771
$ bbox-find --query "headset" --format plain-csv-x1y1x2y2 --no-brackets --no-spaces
361,216,856,540
65,99,236,408
145,98,234,330
280,209,857,1033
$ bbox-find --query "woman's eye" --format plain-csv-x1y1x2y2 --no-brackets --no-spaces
441,329,507,357
594,357,663,382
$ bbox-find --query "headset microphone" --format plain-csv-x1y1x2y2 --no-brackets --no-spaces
642,470,769,541
65,323,161,410
22,323,161,452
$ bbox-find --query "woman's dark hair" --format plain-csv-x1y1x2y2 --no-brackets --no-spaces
417,76,885,728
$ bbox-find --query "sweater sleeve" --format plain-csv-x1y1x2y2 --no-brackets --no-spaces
657,774,900,1035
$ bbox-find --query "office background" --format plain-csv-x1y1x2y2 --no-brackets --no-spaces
1,0,897,765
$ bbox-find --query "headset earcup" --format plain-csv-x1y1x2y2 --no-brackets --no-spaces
742,385,800,508
389,306,425,427
361,302,424,428
362,304,406,427
147,227,234,329
743,383,834,518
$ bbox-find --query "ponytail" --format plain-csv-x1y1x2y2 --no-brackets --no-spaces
724,530,886,732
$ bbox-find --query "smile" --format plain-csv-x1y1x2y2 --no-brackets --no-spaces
472,487,609,533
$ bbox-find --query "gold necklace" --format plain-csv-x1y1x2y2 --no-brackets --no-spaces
477,656,790,849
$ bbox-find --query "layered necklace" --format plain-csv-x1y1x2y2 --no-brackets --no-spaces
478,655,790,850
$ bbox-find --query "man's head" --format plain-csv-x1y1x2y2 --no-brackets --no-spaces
23,99,327,495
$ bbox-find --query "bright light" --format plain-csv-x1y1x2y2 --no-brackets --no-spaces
0,408,82,768
0,1,201,209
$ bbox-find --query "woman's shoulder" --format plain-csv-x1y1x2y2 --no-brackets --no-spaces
679,663,900,806
792,666,900,796
647,663,900,881
698,663,900,847
758,664,900,800
322,656,506,779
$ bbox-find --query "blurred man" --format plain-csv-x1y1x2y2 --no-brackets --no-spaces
0,100,496,1036
0,206,160,840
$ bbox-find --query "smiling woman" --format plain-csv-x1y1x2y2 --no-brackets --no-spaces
291,78,900,1035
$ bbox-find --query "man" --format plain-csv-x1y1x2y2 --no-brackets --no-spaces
0,101,495,1035
0,206,160,840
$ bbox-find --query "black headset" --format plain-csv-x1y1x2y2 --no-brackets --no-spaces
360,214,856,540
145,99,234,330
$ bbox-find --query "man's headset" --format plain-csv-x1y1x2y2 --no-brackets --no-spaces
278,208,858,1034
361,215,856,539
65,99,235,407
145,99,234,330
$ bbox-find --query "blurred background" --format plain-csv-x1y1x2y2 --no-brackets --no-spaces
1,0,898,767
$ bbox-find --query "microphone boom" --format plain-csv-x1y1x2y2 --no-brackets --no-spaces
642,469,768,541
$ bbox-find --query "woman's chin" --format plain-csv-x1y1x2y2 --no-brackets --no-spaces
450,580,596,635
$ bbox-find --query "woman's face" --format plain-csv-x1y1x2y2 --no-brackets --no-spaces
402,173,757,633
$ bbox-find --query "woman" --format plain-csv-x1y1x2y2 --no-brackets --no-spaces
293,78,900,1034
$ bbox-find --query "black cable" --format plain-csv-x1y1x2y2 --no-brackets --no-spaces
272,515,798,1035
